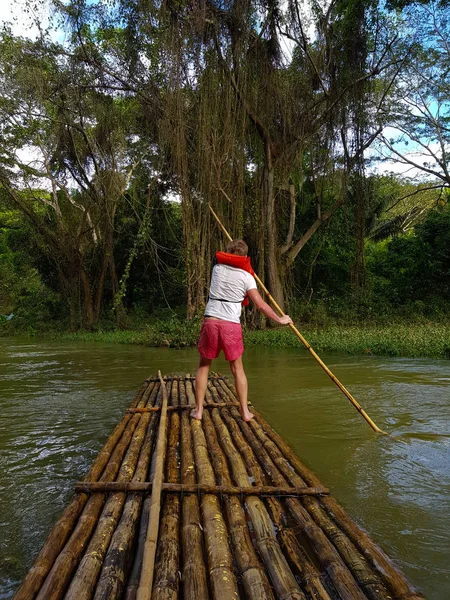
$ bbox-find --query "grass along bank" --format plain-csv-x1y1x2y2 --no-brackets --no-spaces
58,318,450,360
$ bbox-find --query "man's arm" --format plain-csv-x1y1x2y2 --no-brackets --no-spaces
247,288,293,325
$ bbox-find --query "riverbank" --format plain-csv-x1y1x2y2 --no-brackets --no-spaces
55,319,450,360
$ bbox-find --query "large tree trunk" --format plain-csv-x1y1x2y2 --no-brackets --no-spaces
94,244,109,322
58,271,82,332
93,229,127,326
184,200,209,320
109,249,128,328
263,141,285,311
80,268,95,329
351,174,367,300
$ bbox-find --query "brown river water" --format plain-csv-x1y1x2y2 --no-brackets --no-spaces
0,338,449,598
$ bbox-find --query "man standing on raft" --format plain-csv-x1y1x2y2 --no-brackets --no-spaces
191,239,292,422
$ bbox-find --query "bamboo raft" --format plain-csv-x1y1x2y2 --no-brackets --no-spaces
14,373,424,600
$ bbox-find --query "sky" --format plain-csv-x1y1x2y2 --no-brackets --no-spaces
1,0,51,39
0,0,441,183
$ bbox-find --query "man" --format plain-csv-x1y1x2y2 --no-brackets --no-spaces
191,239,292,422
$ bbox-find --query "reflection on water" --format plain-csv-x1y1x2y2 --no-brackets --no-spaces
0,339,449,598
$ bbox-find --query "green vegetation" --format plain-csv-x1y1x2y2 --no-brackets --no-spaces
245,324,450,360
1,1,450,361
55,320,450,360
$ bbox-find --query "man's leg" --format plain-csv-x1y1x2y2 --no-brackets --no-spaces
229,355,254,422
191,355,212,420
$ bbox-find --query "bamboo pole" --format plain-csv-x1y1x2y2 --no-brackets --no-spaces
136,371,170,600
178,377,188,407
152,394,181,600
13,381,151,600
93,411,160,600
124,382,163,600
208,204,387,435
221,404,368,600
179,394,210,599
64,408,154,600
216,403,332,600
188,389,239,599
124,492,151,600
202,406,304,600
74,481,328,496
127,401,242,413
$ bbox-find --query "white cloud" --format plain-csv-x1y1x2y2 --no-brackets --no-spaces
1,0,49,38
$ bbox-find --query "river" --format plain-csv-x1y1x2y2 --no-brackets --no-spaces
0,338,449,598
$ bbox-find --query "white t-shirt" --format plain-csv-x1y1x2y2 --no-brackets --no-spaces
204,264,257,323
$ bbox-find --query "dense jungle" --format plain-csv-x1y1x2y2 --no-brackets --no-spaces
1,0,450,358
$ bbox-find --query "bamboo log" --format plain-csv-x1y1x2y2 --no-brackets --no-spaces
252,413,425,600
93,411,160,600
178,377,188,407
75,481,328,496
35,413,143,600
206,407,305,600
188,395,239,599
152,408,181,600
226,405,367,600
146,375,226,381
218,378,412,598
65,384,160,600
180,407,210,599
127,402,242,413
202,410,276,600
136,372,170,600
124,495,151,600
217,405,332,600
208,204,387,434
184,376,196,407
124,381,166,600
12,382,151,600
266,497,334,600
142,381,158,407
247,416,399,599
170,377,179,408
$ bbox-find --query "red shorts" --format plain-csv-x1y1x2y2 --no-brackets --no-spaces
197,319,244,361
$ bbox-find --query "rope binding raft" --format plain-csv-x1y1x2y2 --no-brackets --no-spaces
208,204,387,435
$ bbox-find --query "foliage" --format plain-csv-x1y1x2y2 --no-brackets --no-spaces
0,209,64,332
58,320,450,359
367,205,450,309
144,315,202,348
0,0,449,338
377,1,450,188
245,323,450,359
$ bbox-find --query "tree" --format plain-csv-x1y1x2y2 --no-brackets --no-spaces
0,31,138,328
5,0,445,324
377,1,450,190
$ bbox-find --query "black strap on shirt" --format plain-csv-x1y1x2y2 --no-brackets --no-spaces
208,295,243,303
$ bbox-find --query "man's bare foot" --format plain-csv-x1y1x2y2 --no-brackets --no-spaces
239,408,254,422
190,409,203,420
